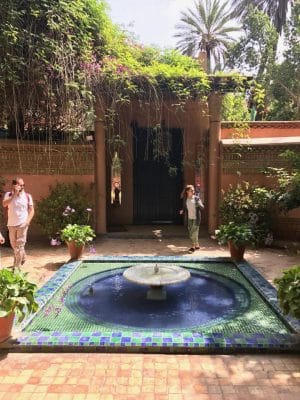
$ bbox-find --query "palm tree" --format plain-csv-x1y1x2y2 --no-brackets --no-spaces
233,0,291,33
174,0,239,73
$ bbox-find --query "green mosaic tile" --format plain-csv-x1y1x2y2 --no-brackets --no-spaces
24,261,290,336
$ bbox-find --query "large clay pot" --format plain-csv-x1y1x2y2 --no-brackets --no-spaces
0,313,15,343
66,241,85,261
228,241,245,262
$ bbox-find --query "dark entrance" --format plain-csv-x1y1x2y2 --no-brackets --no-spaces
133,124,183,224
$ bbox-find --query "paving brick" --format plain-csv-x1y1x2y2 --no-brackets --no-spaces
0,242,299,400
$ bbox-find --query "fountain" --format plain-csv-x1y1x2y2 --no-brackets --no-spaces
123,263,190,300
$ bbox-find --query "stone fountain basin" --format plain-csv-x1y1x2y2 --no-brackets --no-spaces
123,263,191,300
123,263,191,286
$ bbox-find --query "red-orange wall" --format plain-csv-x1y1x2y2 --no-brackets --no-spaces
1,174,94,238
221,121,300,139
107,100,209,226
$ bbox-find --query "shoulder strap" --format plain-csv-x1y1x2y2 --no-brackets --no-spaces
24,192,31,207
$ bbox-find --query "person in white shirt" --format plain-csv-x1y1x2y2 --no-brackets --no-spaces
180,184,204,253
3,178,34,269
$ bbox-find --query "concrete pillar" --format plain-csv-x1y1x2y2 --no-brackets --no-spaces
94,99,106,234
208,92,222,235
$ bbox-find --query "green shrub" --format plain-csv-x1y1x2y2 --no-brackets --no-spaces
219,182,275,245
0,268,39,322
274,265,300,319
36,183,93,238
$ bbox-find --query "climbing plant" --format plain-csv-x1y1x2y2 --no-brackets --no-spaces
0,0,247,168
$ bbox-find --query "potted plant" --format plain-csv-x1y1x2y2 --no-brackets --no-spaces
274,265,300,319
215,222,255,261
0,268,39,343
60,224,95,260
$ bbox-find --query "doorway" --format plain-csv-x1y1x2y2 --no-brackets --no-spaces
133,124,183,224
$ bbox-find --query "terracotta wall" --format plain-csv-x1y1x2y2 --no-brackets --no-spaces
107,99,209,226
1,121,299,241
1,175,94,238
221,121,300,139
0,141,94,237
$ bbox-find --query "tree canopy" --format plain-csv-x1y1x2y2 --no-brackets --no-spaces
233,0,291,34
174,0,239,72
268,0,300,120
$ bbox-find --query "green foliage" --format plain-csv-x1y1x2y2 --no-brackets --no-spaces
233,0,291,34
219,182,275,245
221,93,250,121
174,0,239,72
97,45,210,159
215,222,255,247
0,0,213,152
0,0,111,133
268,1,300,120
274,265,300,319
97,47,210,98
36,183,93,238
266,150,300,211
0,268,39,322
227,6,278,79
250,82,266,119
226,7,278,120
61,224,95,246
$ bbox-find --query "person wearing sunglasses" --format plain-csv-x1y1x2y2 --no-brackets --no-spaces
2,177,34,270
180,184,204,253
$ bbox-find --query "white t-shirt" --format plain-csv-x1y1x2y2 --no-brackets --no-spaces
4,191,33,226
186,197,196,220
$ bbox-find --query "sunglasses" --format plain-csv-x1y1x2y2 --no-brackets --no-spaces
12,180,24,186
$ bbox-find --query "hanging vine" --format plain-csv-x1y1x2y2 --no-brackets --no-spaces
0,0,248,171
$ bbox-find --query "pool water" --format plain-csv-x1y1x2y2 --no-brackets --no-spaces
24,260,291,335
65,269,250,329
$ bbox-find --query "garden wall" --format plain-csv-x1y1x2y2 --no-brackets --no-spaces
221,121,300,139
220,121,300,240
0,140,94,238
1,120,300,241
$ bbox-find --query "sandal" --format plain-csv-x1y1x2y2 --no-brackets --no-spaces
188,247,195,253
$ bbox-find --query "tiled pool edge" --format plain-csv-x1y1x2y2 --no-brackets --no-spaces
236,260,300,333
3,256,300,354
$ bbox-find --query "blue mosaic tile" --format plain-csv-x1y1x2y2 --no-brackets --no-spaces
10,256,300,354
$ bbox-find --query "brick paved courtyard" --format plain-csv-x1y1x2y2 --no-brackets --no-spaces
0,231,299,399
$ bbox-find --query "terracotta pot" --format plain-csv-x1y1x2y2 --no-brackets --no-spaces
66,241,85,260
0,313,15,343
228,241,245,262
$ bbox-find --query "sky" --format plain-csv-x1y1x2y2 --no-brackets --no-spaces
106,0,285,62
106,0,198,48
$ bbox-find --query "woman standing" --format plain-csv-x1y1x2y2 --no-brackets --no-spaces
180,184,204,253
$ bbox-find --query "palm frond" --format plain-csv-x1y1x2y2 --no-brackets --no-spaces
232,0,291,33
175,0,238,71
